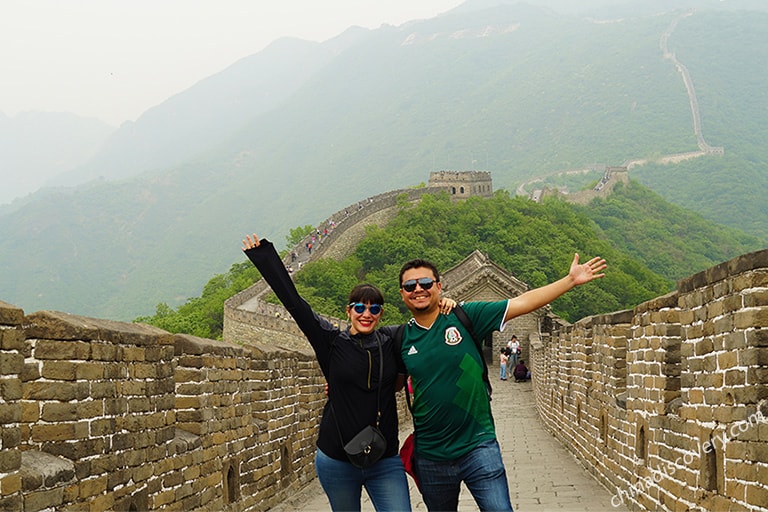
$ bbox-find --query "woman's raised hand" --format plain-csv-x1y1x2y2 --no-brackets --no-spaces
242,234,260,251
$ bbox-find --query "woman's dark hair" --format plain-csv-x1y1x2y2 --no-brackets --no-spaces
347,284,384,305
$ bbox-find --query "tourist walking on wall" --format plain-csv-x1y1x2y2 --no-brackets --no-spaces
396,253,606,511
499,348,509,380
241,234,455,512
507,335,520,368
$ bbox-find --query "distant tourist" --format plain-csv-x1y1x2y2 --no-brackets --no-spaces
513,360,530,383
500,348,509,380
507,335,520,368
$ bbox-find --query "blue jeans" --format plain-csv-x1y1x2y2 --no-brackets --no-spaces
500,364,507,380
315,448,412,511
414,439,513,511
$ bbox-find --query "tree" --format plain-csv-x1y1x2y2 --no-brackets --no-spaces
287,225,314,247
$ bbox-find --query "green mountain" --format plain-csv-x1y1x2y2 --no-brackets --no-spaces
0,1,766,321
576,181,764,280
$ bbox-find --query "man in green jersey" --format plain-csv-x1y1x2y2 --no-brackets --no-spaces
398,253,606,511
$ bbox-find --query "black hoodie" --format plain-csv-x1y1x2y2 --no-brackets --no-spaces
244,239,401,461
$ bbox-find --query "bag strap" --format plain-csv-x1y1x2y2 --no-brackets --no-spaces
394,324,409,410
373,336,383,426
329,334,384,445
396,304,492,413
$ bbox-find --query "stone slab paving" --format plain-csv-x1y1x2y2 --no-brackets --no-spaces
270,380,625,511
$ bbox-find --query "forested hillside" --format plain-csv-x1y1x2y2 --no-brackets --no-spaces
525,7,768,239
576,181,763,280
1,1,765,321
138,182,763,339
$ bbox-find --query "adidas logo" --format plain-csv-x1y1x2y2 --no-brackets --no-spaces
407,346,418,355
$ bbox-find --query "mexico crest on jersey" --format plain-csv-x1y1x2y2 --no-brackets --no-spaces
444,326,463,346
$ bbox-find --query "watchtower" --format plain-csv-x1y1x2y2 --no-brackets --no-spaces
428,170,493,199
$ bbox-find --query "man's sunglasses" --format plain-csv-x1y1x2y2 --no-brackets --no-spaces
349,303,383,315
401,277,438,293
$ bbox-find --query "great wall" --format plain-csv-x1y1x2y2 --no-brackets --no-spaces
1,169,766,511
3,5,764,510
520,9,724,204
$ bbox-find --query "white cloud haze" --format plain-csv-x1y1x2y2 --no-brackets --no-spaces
0,0,464,126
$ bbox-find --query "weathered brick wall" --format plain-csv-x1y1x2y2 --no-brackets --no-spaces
18,311,178,512
224,301,312,352
297,186,451,263
0,301,24,510
172,335,323,511
531,249,768,511
0,304,325,512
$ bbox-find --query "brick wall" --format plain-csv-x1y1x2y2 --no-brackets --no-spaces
295,186,451,263
4,246,766,511
428,170,493,199
0,301,24,510
0,305,325,512
531,249,768,511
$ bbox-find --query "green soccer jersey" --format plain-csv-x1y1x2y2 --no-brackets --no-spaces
401,300,509,461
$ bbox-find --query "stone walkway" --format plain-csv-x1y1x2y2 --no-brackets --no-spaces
270,380,624,511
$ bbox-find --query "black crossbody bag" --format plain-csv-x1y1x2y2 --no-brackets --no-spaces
330,335,387,469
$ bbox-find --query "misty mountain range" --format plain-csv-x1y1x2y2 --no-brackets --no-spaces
0,112,112,205
1,0,766,321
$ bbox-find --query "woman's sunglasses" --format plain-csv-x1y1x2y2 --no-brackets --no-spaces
349,303,383,315
400,277,437,293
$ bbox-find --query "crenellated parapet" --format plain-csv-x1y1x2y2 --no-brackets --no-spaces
0,305,323,512
428,170,493,199
531,248,768,511
0,301,24,510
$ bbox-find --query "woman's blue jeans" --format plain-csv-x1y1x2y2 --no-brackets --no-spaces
414,439,514,511
315,448,412,511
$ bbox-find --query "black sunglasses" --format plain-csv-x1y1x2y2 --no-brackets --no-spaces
401,277,438,293
349,303,383,315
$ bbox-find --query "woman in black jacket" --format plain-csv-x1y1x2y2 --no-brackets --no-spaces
242,234,453,512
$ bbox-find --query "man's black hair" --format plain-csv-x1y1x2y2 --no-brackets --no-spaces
398,259,441,286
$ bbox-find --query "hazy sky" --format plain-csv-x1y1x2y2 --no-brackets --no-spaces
1,0,465,126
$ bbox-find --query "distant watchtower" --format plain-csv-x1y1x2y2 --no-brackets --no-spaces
429,170,493,199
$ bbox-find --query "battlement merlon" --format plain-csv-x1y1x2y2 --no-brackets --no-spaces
428,170,493,199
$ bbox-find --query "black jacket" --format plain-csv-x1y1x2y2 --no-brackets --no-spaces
244,240,401,461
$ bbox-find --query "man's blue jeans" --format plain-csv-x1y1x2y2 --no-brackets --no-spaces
414,439,514,511
315,448,412,511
